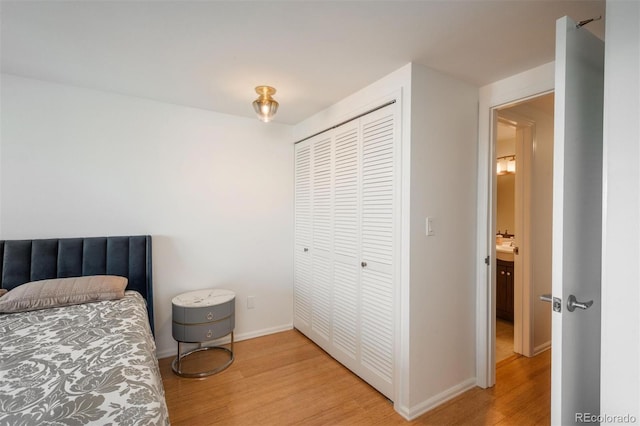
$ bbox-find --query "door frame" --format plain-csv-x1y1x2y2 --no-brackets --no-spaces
495,110,535,357
475,63,554,388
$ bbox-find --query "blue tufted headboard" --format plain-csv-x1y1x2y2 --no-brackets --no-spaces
0,235,154,334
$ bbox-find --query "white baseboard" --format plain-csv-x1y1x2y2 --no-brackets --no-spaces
395,377,477,421
155,323,294,360
533,340,551,355
235,324,294,342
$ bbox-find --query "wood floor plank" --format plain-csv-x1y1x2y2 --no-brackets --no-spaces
159,330,551,425
495,319,515,363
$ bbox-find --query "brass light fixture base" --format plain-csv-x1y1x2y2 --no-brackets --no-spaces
252,85,279,122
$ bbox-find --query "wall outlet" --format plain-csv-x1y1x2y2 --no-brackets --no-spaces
247,295,256,309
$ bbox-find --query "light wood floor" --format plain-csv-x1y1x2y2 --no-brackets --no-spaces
496,318,515,363
159,329,550,425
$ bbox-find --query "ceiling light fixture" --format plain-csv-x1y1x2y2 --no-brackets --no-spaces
252,86,279,123
506,156,516,174
496,155,516,175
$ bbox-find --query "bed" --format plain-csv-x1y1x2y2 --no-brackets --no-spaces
0,235,169,425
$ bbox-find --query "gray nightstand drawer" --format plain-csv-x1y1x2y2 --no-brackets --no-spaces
172,316,235,343
172,298,235,325
171,289,236,377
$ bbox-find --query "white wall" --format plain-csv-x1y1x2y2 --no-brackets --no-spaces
496,174,515,234
0,74,294,358
601,0,640,420
496,134,516,234
408,64,478,413
496,134,516,158
292,66,411,142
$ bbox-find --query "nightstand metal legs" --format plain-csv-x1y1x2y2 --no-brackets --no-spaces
171,331,235,378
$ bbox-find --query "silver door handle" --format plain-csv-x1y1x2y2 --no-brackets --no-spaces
540,294,562,312
540,294,553,303
567,294,593,312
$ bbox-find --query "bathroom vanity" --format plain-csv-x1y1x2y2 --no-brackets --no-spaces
496,259,514,322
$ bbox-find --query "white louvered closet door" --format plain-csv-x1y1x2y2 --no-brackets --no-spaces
331,121,361,366
310,134,333,346
293,102,398,401
358,105,396,398
293,140,312,334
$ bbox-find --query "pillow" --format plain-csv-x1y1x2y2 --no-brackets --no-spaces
0,275,128,314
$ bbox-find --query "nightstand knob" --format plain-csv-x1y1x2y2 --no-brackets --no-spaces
206,312,214,321
206,330,213,339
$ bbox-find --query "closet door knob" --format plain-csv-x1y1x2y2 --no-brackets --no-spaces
361,261,367,268
303,248,309,252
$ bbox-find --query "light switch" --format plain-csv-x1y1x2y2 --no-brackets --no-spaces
426,217,435,236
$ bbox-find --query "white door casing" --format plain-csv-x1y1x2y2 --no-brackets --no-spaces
551,16,604,425
476,61,555,389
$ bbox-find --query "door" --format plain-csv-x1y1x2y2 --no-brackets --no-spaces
293,140,313,334
551,16,604,425
331,121,360,364
358,105,396,397
310,133,333,346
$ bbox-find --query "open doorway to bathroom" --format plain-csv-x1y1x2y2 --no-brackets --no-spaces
495,117,517,363
494,92,554,366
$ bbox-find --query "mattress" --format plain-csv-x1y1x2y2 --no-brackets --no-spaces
0,291,169,425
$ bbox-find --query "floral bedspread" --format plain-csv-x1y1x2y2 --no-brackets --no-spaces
0,291,169,425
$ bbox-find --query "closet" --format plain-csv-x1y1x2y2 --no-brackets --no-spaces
293,103,398,399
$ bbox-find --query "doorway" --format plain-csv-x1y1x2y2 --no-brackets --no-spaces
475,61,555,389
494,117,518,363
493,93,554,369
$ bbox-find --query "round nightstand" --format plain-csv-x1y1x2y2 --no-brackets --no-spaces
171,288,235,378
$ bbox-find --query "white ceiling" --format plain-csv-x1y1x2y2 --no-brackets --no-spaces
0,0,605,125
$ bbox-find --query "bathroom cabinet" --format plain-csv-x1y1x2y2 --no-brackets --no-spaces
496,259,514,322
